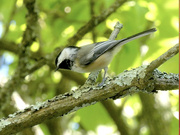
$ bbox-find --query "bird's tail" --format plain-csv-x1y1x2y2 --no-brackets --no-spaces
117,28,157,46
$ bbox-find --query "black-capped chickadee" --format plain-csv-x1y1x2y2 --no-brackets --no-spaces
55,28,156,85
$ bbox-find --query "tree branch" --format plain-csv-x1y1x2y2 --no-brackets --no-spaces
146,43,179,72
0,44,178,134
0,40,18,53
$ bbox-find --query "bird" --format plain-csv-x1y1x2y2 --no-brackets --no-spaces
55,28,157,86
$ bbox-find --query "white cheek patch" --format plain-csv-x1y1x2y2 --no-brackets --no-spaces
57,49,69,66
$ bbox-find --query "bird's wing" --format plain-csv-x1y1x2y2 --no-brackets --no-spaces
79,40,119,65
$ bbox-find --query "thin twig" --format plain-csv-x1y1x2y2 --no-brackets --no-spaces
146,43,179,73
109,22,123,40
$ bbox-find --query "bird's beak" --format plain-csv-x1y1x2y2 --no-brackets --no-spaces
55,67,59,72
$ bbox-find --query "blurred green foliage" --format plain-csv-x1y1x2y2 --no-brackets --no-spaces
0,0,178,135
